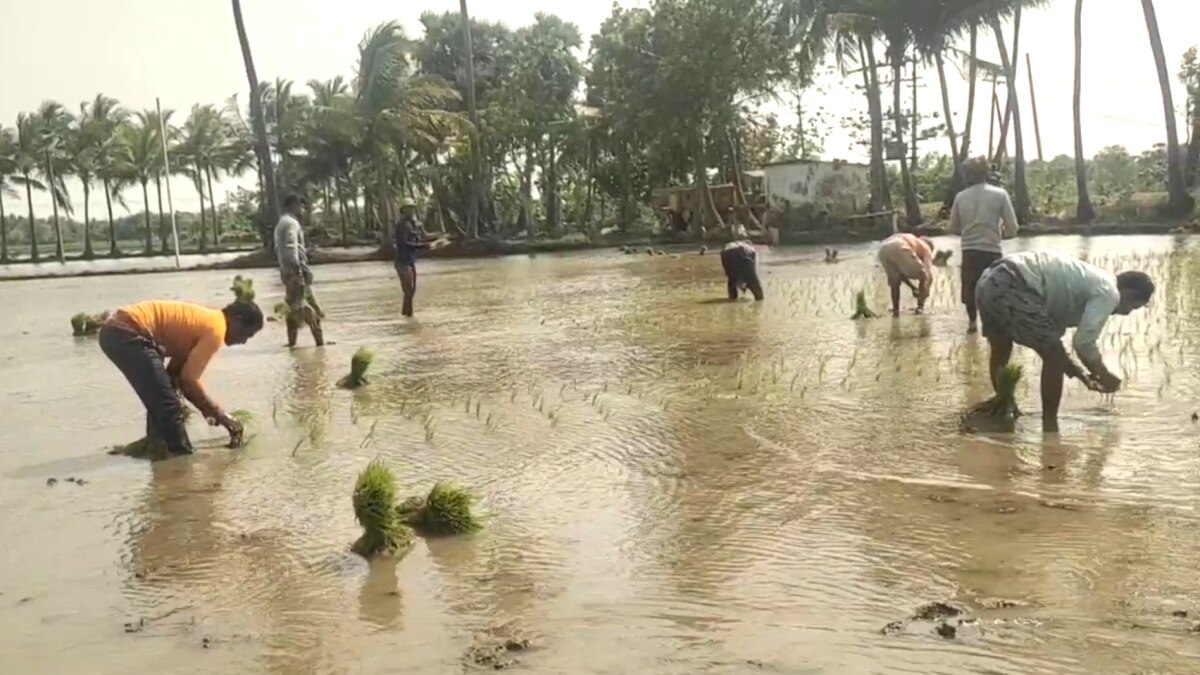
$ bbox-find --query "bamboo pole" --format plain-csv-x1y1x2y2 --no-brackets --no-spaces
156,97,181,268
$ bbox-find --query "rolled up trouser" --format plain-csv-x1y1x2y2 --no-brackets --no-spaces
281,265,322,343
98,324,193,455
720,243,763,300
395,263,417,316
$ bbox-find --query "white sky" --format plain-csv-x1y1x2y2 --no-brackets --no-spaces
1,0,1198,216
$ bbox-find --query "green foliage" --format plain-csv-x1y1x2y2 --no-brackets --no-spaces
351,460,414,558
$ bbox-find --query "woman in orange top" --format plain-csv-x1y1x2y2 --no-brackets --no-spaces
98,299,264,456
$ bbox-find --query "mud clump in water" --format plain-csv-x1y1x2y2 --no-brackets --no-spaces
466,631,533,670
883,601,977,639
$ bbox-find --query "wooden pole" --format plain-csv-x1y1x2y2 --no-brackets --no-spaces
156,97,181,267
1026,54,1044,162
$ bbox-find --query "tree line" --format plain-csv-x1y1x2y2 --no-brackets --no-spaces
2,0,1198,264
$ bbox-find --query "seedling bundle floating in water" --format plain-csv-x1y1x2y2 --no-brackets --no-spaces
962,364,1023,432
397,482,483,537
850,291,879,320
230,275,256,302
350,461,483,559
71,311,109,336
351,460,414,558
337,347,375,389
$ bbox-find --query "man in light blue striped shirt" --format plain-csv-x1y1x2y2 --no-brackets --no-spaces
974,250,1154,433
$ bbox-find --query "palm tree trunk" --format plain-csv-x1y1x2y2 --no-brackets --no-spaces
459,0,482,239
141,180,153,254
205,165,220,245
82,181,94,259
990,14,1032,223
935,52,961,168
231,0,281,246
24,172,39,261
336,178,349,244
1140,0,1192,215
860,38,887,213
0,194,9,263
104,178,118,256
155,174,168,253
892,56,922,226
1188,95,1200,188
46,153,64,263
961,25,978,161
195,165,208,251
520,141,534,237
693,133,721,238
1073,0,1096,224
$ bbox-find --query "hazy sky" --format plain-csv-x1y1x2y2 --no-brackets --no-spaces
2,0,1198,215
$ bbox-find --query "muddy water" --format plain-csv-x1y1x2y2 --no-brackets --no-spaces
3,235,1200,674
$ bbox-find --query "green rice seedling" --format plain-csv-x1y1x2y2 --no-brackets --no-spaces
71,311,109,336
230,275,255,302
963,364,1023,432
397,482,482,537
350,460,413,558
337,347,375,389
273,302,292,322
850,291,879,320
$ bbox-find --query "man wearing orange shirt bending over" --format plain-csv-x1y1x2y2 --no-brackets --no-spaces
99,299,264,456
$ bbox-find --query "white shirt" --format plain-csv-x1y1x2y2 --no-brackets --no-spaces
273,214,306,270
1006,250,1120,365
950,183,1019,253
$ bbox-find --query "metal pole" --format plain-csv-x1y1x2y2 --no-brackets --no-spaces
1026,53,1045,162
156,97,181,267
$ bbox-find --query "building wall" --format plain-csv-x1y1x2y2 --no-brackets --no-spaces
762,162,871,217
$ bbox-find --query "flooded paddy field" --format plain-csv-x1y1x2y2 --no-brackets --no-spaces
3,234,1200,674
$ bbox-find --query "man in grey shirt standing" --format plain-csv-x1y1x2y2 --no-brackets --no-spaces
274,194,324,347
950,157,1019,333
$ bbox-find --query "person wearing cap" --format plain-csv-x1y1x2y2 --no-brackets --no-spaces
950,156,1019,334
720,226,763,301
974,250,1155,432
394,198,439,318
99,299,265,456
877,232,935,317
274,194,325,347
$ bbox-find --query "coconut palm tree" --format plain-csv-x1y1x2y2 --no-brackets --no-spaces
988,6,1031,222
353,21,462,241
1072,0,1095,223
15,113,45,261
1140,0,1192,215
32,101,75,262
139,108,175,252
0,125,19,263
74,95,127,259
231,0,281,243
116,121,159,254
178,104,227,249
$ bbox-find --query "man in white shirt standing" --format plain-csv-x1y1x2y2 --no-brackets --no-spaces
950,157,1019,334
274,194,324,348
974,250,1154,433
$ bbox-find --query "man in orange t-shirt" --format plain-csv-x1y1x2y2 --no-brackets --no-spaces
98,299,264,456
877,232,935,317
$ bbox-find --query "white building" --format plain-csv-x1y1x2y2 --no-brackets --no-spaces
760,159,872,218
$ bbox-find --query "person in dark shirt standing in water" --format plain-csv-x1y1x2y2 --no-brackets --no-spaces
394,198,441,317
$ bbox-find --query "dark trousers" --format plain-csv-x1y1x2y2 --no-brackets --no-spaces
99,325,193,455
396,263,417,317
961,249,1002,322
720,248,764,301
